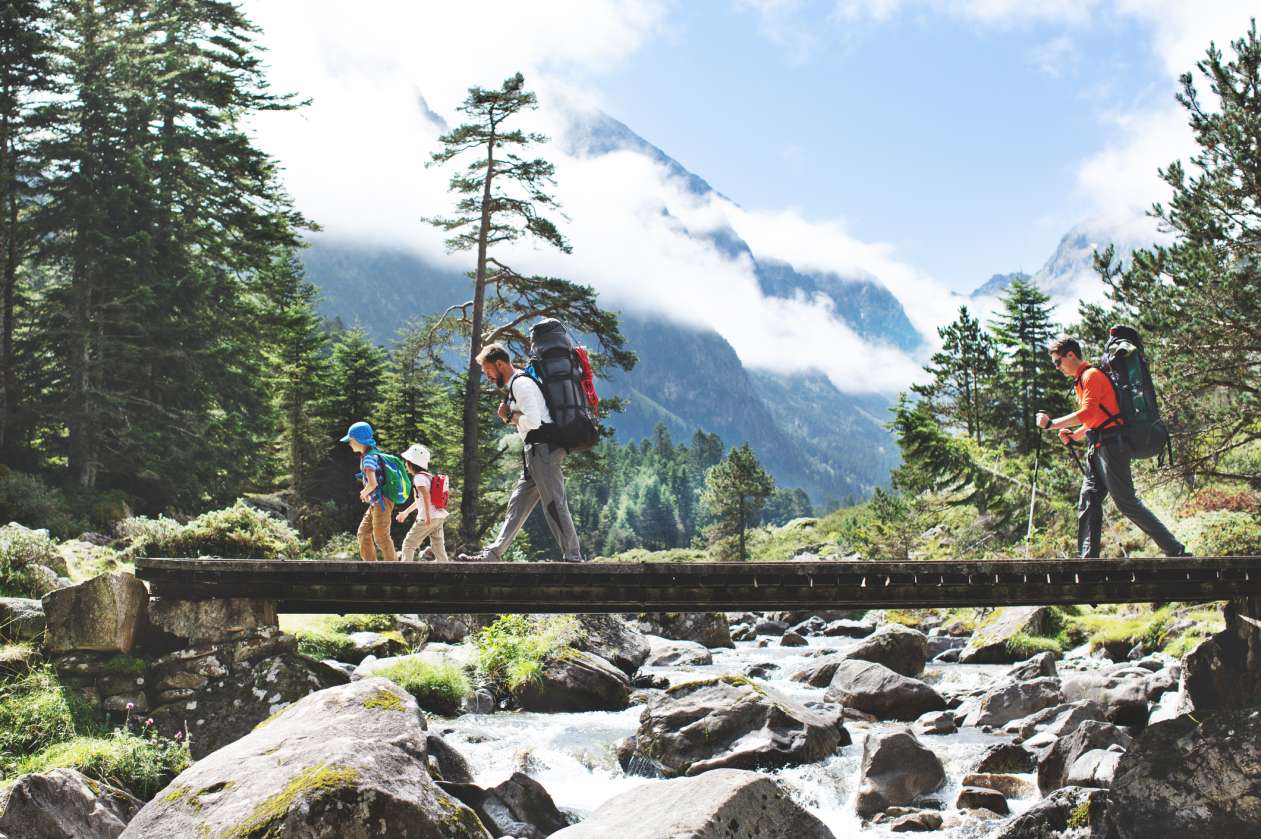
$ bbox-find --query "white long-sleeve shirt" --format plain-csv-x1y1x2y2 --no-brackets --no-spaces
508,373,551,444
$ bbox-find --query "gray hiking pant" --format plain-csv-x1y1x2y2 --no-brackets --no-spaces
1078,437,1185,558
484,443,583,562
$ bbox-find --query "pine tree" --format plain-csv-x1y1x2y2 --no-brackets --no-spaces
1093,22,1261,485
701,444,774,561
0,0,55,465
989,278,1069,452
913,306,1000,445
425,72,635,546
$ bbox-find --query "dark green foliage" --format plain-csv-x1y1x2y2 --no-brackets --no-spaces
913,306,1001,446
989,279,1071,453
1089,22,1261,487
701,444,775,561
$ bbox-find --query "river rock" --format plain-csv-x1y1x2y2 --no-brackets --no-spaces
343,630,408,663
1061,672,1150,727
41,572,148,654
956,786,1008,815
427,734,474,784
780,630,808,647
0,596,45,642
1106,709,1261,838
147,597,277,646
1005,700,1107,741
1006,651,1058,681
149,647,349,759
573,614,650,675
1065,748,1122,788
972,743,1035,774
422,613,483,643
0,768,141,839
1181,601,1261,713
913,710,956,736
960,773,1033,798
632,676,846,777
790,616,827,636
846,623,928,677
633,613,734,649
1037,719,1132,795
991,786,1109,839
122,679,488,838
963,677,1064,728
824,659,946,721
789,653,848,687
855,731,946,819
551,768,834,838
644,635,713,667
516,649,630,713
887,810,943,832
441,772,569,839
823,618,875,637
754,618,789,636
959,606,1051,664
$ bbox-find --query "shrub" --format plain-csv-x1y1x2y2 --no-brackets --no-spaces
328,614,396,634
1180,511,1261,557
167,502,304,559
313,531,359,561
1181,487,1261,517
475,614,583,693
115,515,184,560
293,627,357,662
374,658,469,716
0,667,101,775
0,523,61,598
16,728,190,800
0,469,88,538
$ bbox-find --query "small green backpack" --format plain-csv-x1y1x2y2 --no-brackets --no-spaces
368,449,413,505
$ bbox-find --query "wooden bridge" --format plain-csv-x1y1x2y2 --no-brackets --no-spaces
135,556,1261,614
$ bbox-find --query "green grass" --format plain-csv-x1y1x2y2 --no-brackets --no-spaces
0,667,100,773
16,730,190,800
474,614,583,693
280,613,409,662
373,658,469,717
1006,631,1067,657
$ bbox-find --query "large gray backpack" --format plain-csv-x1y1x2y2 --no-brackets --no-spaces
521,319,599,452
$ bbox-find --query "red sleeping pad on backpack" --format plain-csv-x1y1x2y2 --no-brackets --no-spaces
575,346,599,412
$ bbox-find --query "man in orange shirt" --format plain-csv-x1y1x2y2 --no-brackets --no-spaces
1036,336,1186,559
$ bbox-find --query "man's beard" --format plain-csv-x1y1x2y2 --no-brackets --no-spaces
494,368,507,388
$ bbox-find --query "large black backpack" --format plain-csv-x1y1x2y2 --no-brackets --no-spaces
1097,325,1170,461
522,318,599,452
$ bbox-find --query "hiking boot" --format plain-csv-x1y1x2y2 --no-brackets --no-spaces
457,551,495,563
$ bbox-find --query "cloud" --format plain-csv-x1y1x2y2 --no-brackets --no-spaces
735,0,823,62
1030,34,1077,77
832,0,1101,27
243,0,937,395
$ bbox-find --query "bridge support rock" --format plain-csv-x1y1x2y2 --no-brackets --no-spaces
1181,596,1261,713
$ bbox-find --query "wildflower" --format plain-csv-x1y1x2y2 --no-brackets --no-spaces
145,718,154,727
174,732,183,740
126,702,135,711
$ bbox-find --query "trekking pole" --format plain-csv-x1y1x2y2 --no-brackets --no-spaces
1025,425,1043,558
1064,438,1087,476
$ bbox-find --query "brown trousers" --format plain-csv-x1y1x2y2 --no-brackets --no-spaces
357,499,397,561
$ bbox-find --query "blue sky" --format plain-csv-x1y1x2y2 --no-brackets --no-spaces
596,3,1171,292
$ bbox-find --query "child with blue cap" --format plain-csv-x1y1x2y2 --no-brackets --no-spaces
341,421,398,562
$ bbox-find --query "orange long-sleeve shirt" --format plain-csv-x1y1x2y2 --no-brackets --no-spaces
1074,365,1122,430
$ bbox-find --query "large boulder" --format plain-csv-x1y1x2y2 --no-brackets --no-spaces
959,606,1051,664
1061,672,1150,727
427,734,474,784
991,786,1109,839
846,624,928,677
972,743,1035,774
962,677,1064,728
1004,699,1106,741
440,772,569,839
1105,710,1261,838
631,676,847,777
1181,599,1261,712
1037,720,1132,795
122,679,489,838
1006,651,1058,681
789,653,848,688
148,638,349,759
823,660,946,721
41,572,148,654
1065,748,1123,788
0,596,45,642
549,769,834,839
147,597,277,646
572,614,650,676
632,613,733,649
644,635,713,667
855,731,946,819
422,614,489,644
0,768,141,839
516,650,630,713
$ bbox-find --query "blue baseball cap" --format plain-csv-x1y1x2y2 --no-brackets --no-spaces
340,421,376,446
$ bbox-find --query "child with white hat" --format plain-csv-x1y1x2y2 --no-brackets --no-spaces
395,444,449,562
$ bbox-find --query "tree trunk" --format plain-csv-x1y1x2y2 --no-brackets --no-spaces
0,108,14,457
459,121,497,547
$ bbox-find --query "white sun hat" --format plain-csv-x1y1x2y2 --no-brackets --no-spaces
401,443,431,470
